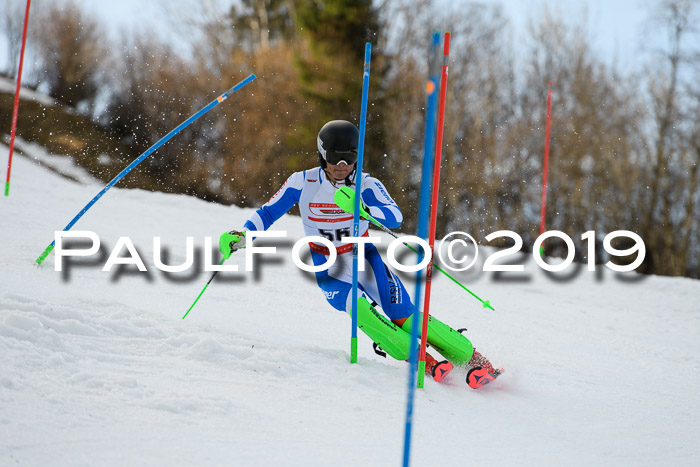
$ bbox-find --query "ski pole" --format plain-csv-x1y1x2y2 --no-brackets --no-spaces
184,233,245,318
334,187,494,311
370,212,493,311
35,73,257,266
182,259,224,319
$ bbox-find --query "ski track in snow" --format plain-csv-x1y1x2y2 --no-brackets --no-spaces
1,149,699,466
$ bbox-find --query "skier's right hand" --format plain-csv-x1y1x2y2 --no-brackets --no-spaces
219,230,246,260
334,186,371,219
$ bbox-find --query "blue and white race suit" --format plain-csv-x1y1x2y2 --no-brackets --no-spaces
243,167,413,321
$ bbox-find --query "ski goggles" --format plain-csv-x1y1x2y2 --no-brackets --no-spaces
325,149,358,166
319,147,358,166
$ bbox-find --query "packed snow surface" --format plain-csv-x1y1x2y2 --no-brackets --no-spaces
1,146,699,466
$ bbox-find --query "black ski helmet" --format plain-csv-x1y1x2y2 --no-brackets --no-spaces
317,120,359,168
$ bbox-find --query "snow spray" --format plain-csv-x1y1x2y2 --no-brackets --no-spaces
35,74,256,266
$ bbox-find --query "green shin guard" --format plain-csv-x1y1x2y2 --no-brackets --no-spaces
353,298,412,361
400,313,474,365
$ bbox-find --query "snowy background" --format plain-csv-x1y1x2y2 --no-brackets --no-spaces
1,144,699,466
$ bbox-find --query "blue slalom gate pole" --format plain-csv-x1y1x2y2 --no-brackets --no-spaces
35,74,256,265
402,32,441,467
350,43,372,363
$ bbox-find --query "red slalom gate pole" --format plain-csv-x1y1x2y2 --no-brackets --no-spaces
417,32,450,389
539,82,553,255
5,0,32,197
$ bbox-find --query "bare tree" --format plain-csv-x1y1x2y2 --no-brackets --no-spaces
29,0,106,110
0,0,32,78
102,33,212,193
681,91,700,274
438,5,516,240
507,10,647,264
379,1,517,238
640,0,700,275
376,0,436,227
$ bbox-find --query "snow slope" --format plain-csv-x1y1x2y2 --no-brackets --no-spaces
1,147,699,466
0,77,56,108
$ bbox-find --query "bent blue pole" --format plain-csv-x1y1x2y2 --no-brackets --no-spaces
35,74,256,265
350,43,372,363
403,31,440,467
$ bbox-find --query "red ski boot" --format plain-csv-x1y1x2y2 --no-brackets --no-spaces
426,352,453,382
465,350,503,389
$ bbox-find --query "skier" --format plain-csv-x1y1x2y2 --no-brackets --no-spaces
219,120,501,388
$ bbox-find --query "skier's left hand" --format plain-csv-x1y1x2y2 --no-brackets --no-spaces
219,230,246,260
